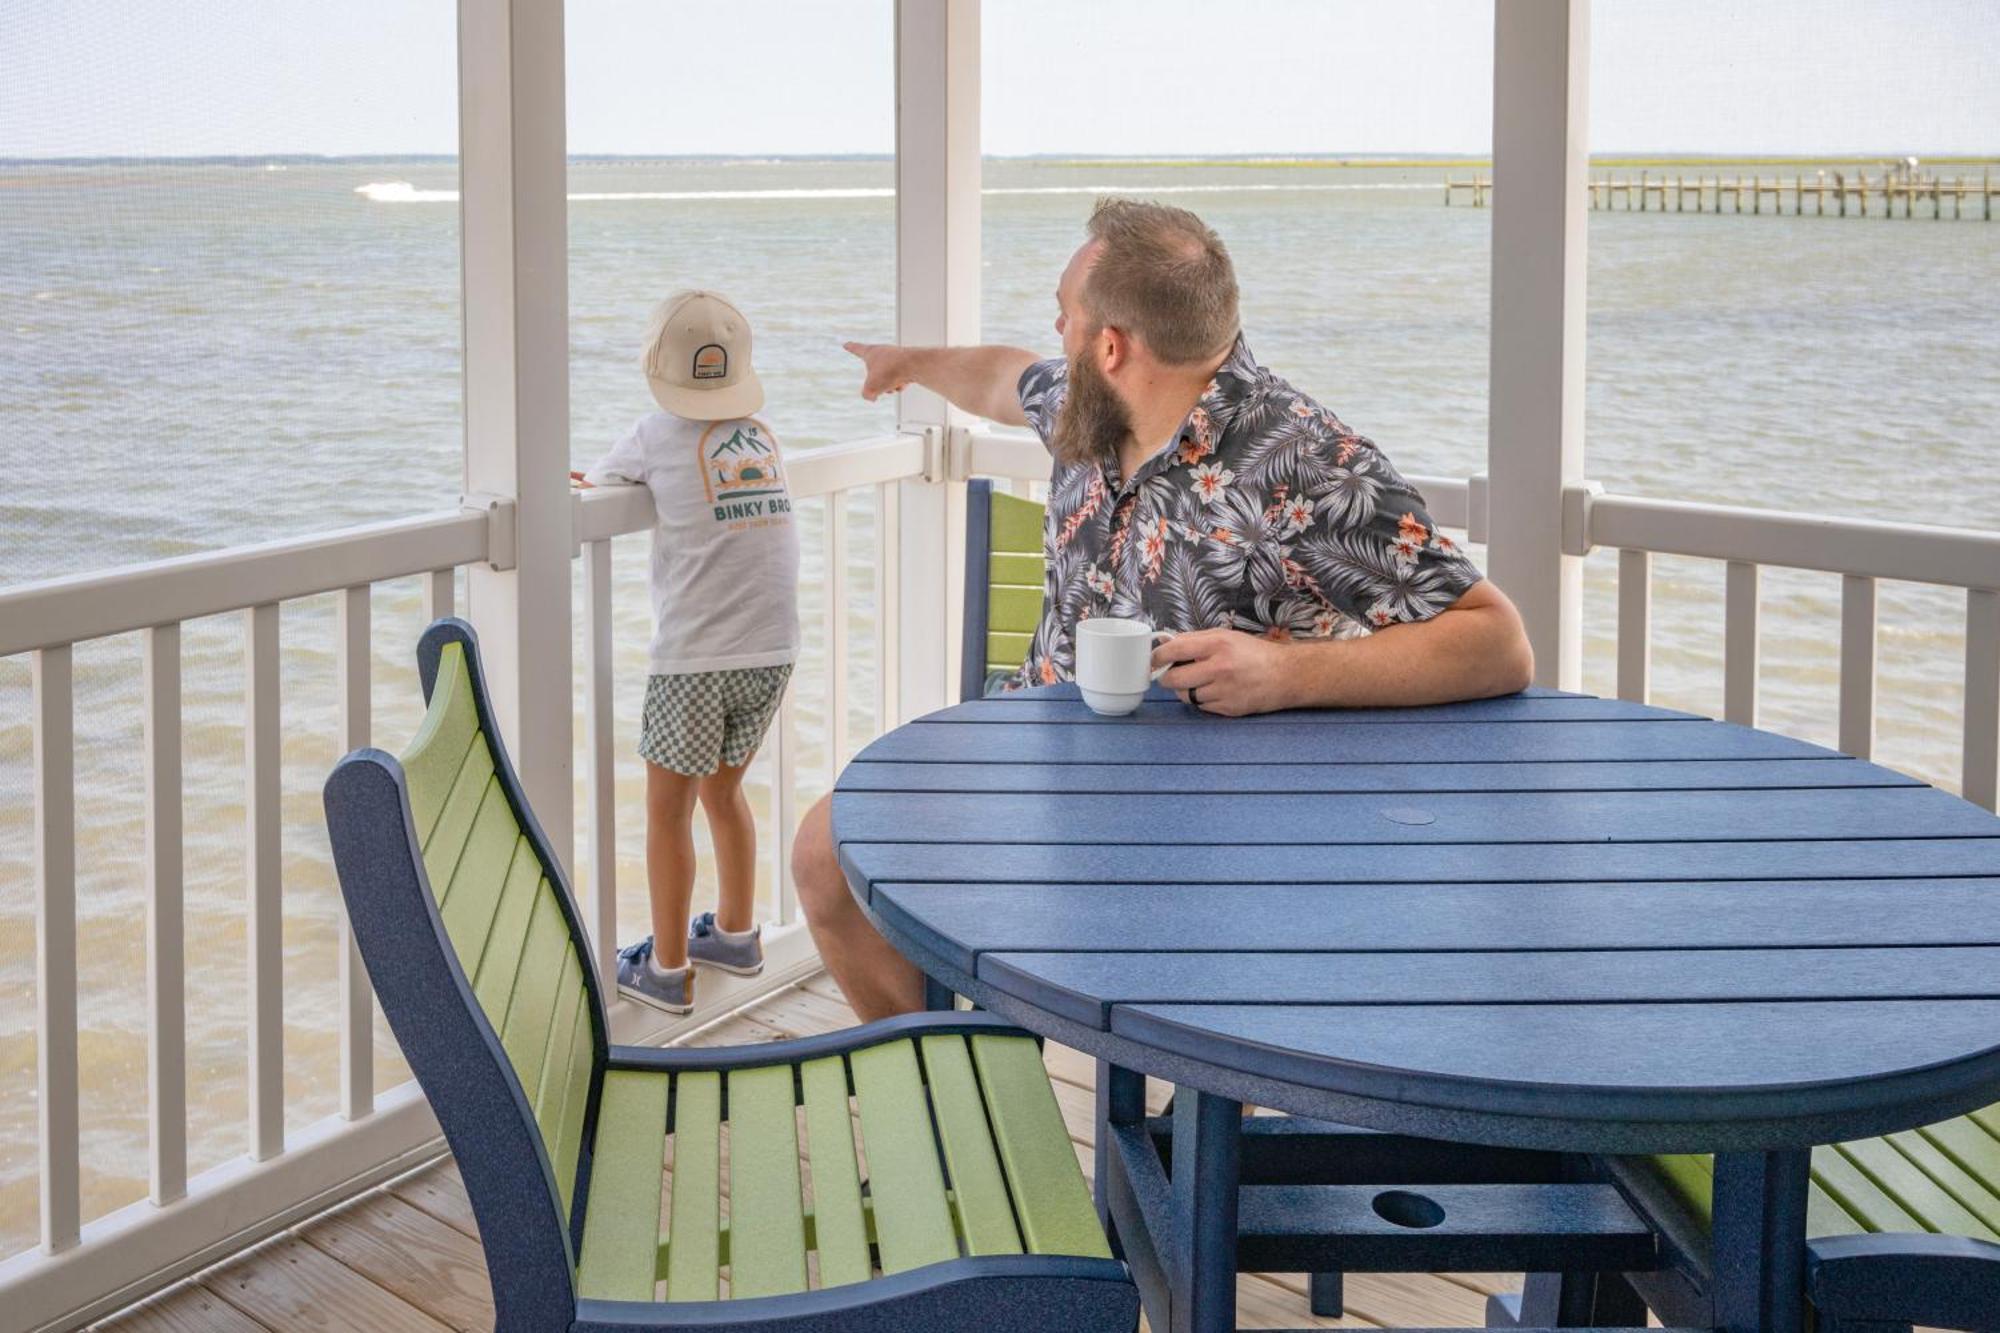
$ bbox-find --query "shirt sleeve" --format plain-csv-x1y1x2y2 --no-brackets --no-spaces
1292,428,1485,631
581,420,649,487
1016,356,1068,449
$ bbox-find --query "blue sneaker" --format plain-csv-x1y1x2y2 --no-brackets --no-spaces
687,912,764,976
616,937,693,1015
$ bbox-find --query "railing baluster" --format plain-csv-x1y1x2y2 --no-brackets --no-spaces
775,692,799,927
877,481,900,728
34,645,80,1253
1966,588,2000,811
245,603,283,1160
1616,548,1651,703
1724,560,1761,726
423,567,454,622
1839,575,1878,759
826,492,850,776
583,539,617,995
144,624,187,1201
335,587,373,1119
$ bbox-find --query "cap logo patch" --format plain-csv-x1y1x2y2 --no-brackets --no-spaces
691,343,728,380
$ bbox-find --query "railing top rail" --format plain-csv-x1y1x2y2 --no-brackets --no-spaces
1581,489,2000,591
0,509,489,659
576,432,927,544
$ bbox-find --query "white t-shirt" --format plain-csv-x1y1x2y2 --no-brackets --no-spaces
584,412,800,675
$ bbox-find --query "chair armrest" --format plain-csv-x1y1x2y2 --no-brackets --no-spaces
606,1009,1035,1073
1807,1231,2000,1333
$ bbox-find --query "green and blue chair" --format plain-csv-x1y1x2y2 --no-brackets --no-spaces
323,618,1136,1332
960,479,1047,701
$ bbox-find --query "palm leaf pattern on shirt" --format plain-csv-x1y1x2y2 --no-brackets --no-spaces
1005,334,1483,687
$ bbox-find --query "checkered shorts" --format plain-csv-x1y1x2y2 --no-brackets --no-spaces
638,665,794,776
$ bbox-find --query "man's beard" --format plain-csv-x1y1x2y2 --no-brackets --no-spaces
1050,343,1134,470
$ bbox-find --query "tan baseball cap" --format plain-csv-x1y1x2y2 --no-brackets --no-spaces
640,290,764,420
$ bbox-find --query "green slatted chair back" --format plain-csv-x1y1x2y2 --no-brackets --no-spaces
398,634,602,1224
961,481,1049,700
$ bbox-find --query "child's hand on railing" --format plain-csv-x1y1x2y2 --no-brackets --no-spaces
569,471,595,489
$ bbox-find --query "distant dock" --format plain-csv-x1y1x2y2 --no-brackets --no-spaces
1446,170,1998,219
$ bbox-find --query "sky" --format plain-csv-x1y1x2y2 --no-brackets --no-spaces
1,1,1995,159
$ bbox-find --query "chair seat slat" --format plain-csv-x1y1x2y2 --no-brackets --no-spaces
1838,1135,1997,1239
576,1070,669,1301
919,1034,1023,1256
799,1055,870,1289
851,1040,958,1274
1812,1143,1925,1232
986,586,1044,635
1919,1115,2000,1219
1883,1128,2000,1235
666,1071,722,1301
970,1034,1109,1258
725,1065,809,1299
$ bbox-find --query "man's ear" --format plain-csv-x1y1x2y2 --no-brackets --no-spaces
1099,324,1129,375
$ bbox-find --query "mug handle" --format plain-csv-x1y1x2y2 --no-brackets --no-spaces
1148,630,1176,684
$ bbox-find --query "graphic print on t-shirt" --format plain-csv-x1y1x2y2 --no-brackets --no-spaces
699,419,793,530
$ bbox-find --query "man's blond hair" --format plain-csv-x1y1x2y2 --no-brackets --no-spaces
1080,198,1240,366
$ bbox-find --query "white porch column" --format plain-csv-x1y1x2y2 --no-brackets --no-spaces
457,0,575,866
893,0,980,721
1485,0,1590,690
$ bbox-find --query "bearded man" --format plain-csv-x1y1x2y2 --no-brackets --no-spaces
793,197,1534,1020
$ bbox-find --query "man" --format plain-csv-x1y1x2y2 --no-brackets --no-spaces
794,198,1534,1020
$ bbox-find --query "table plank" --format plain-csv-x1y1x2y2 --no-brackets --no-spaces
837,757,1917,795
870,880,2000,974
925,695,1702,725
978,947,2000,1028
855,718,1830,765
842,837,2000,887
833,786,1997,845
1108,1000,2000,1125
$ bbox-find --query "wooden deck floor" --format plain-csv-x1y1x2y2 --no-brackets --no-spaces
94,972,1524,1332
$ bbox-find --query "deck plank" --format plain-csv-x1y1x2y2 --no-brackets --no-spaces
297,1191,493,1330
202,1233,453,1333
92,1284,273,1333
94,969,1528,1333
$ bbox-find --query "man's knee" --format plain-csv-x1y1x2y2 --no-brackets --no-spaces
791,795,848,921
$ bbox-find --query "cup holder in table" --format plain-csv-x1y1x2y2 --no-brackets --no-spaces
1371,1189,1447,1229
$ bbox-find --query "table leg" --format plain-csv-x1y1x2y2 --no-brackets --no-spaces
1170,1087,1241,1333
1710,1149,1812,1333
1096,1061,1145,1250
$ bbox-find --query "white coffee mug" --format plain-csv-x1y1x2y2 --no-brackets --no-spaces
1074,618,1173,716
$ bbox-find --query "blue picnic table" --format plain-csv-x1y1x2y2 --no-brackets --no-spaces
830,684,2000,1333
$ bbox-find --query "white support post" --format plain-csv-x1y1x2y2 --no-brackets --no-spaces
583,539,617,995
458,0,575,870
244,602,283,1162
894,0,980,723
1485,0,1590,690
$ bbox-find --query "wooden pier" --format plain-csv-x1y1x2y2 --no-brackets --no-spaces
1446,168,1998,219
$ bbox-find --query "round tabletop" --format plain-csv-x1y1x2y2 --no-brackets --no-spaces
830,685,2000,1154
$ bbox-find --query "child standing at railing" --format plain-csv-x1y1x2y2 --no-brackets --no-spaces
571,290,799,1014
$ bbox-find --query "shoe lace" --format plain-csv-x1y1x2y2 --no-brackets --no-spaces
690,912,716,939
617,937,653,965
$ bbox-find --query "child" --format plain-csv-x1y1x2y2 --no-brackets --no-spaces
572,290,799,1014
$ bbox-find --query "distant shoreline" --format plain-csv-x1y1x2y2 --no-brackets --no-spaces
4,151,1997,170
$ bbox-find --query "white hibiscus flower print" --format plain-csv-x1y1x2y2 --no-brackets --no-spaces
1279,496,1314,536
1085,563,1116,598
1190,461,1234,504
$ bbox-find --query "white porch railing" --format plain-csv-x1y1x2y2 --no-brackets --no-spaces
0,430,935,1333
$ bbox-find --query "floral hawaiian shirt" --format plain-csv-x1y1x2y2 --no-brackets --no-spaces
1009,334,1484,688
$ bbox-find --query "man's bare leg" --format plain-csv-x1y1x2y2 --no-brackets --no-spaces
792,794,924,1020
698,758,757,935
